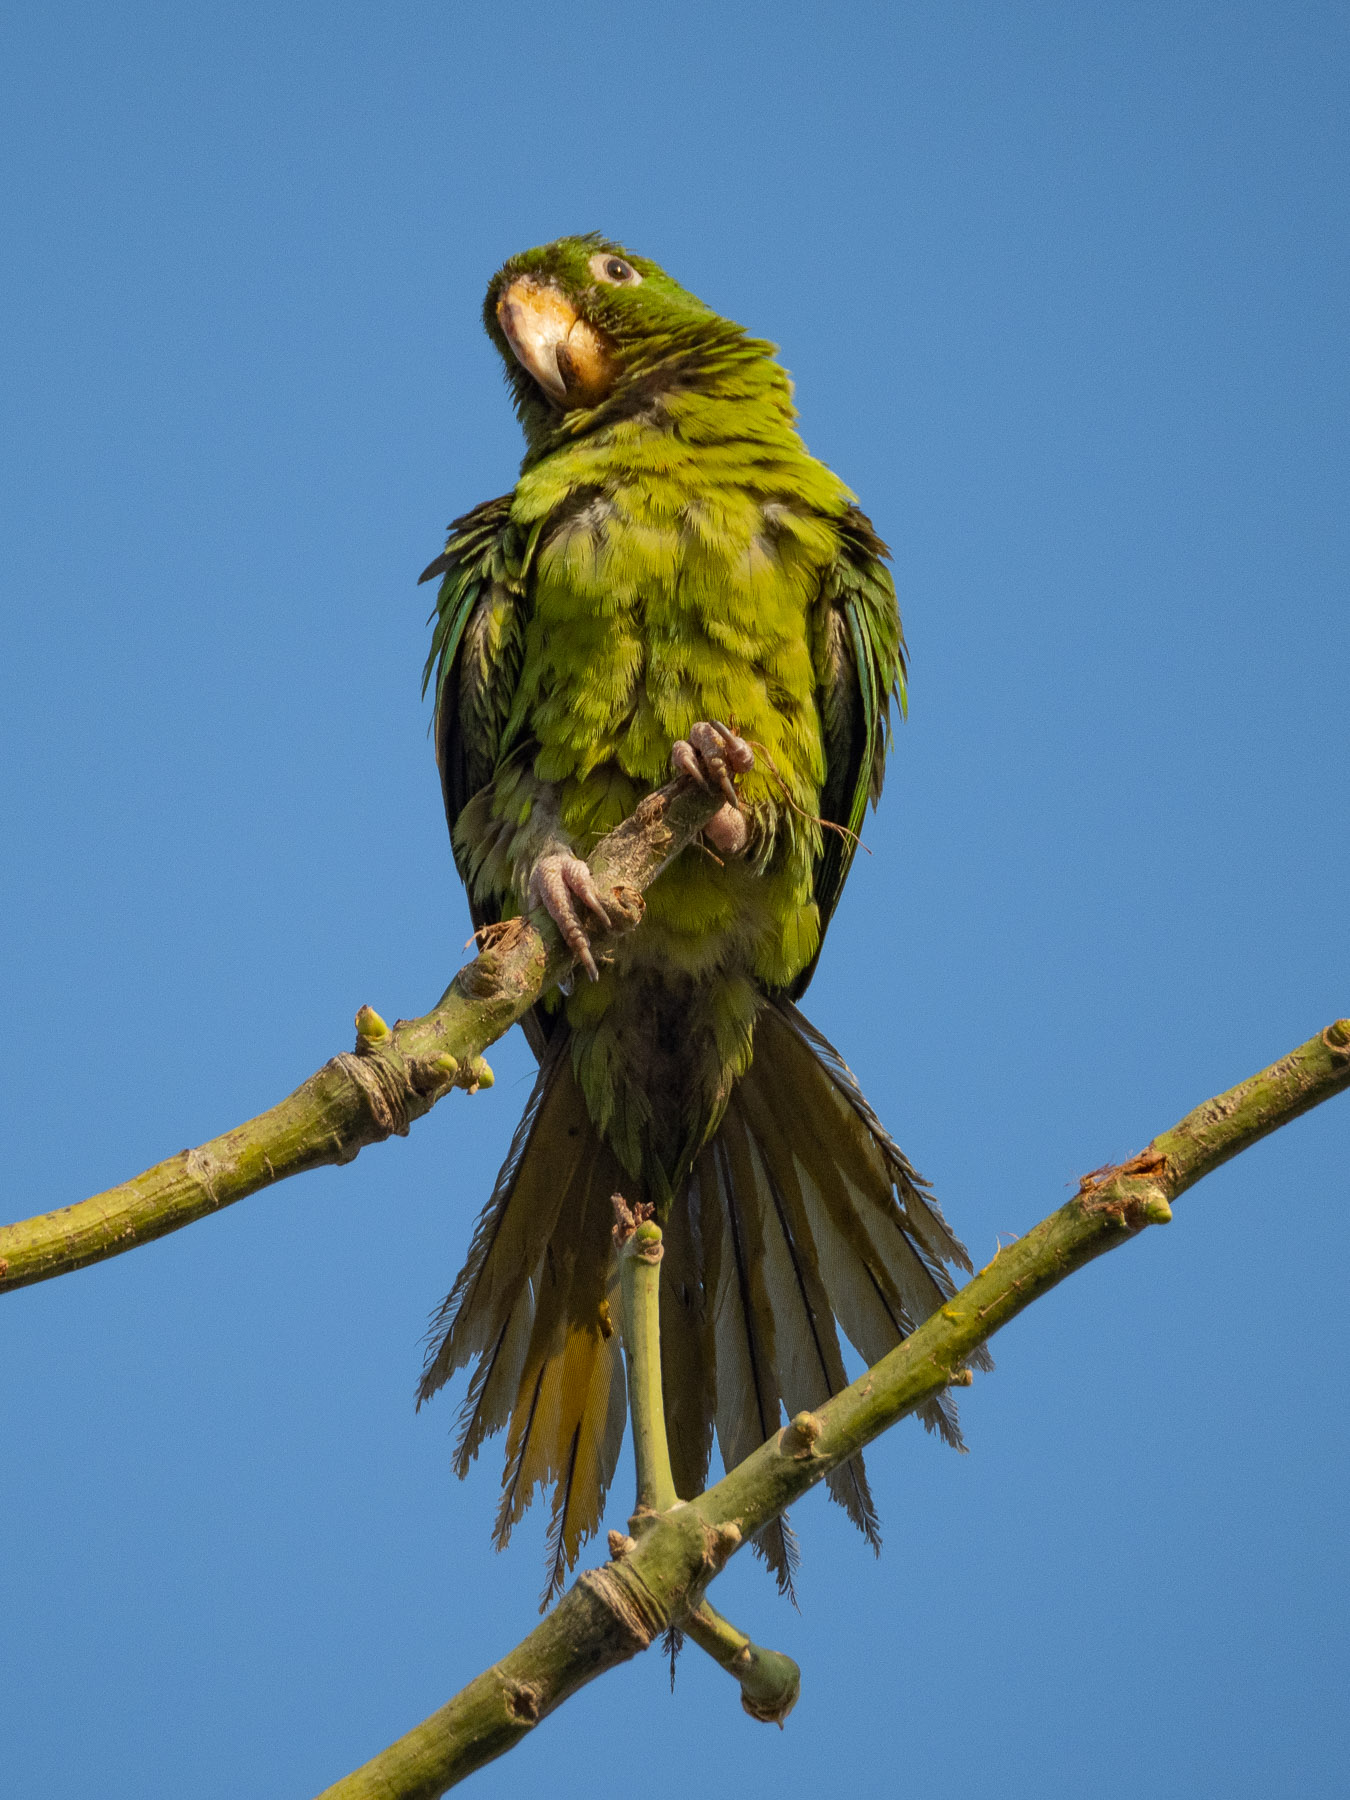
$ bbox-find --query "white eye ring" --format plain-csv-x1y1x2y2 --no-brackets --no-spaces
589,251,642,286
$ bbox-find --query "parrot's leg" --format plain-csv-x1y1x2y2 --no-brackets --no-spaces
528,853,612,981
671,720,754,856
525,721,754,976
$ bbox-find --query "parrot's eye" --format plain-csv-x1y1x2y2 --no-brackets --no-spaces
590,252,642,287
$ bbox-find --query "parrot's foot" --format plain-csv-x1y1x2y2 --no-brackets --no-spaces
671,721,754,856
528,852,612,982
671,720,754,803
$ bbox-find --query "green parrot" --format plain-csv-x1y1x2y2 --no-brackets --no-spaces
417,235,980,1604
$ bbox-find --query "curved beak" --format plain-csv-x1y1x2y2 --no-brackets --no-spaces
496,277,573,403
496,277,618,408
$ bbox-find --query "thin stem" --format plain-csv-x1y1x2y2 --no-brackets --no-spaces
614,1202,677,1516
315,1019,1350,1799
612,1192,799,1718
694,1018,1350,1548
0,777,724,1294
683,1603,800,1725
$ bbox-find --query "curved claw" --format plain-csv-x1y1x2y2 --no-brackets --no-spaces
671,738,711,791
708,722,755,774
670,720,756,814
528,853,611,981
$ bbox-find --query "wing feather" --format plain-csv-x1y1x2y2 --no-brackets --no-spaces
793,504,906,996
419,494,530,910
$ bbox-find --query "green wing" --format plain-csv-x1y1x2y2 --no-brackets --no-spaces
790,505,907,1000
419,494,531,905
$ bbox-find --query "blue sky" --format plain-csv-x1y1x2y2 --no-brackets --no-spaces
2,4,1347,1796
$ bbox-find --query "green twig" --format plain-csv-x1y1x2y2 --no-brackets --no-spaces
683,1602,801,1726
314,1018,1350,1799
613,1195,678,1517
0,778,723,1294
611,1193,800,1721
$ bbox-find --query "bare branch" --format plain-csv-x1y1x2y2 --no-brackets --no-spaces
612,1196,800,1722
0,779,723,1293
613,1195,678,1517
315,1018,1350,1799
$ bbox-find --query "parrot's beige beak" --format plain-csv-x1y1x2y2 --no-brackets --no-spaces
497,277,618,408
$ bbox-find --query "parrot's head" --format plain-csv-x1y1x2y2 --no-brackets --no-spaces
483,234,783,451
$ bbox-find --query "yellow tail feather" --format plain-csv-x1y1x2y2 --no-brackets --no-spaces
420,999,983,1602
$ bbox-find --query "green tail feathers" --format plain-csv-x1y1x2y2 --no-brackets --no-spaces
418,1001,984,1607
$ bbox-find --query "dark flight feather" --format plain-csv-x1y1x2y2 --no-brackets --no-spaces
701,1119,798,1601
735,1070,881,1547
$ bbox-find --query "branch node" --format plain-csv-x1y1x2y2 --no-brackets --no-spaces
1324,1020,1350,1053
468,918,528,955
503,1680,541,1725
1075,1146,1176,1231
736,1647,801,1728
949,1368,975,1387
455,922,537,997
610,1192,655,1247
333,1051,412,1141
631,790,670,831
352,1004,391,1044
627,1504,660,1538
683,1601,801,1725
701,1519,742,1574
632,1220,663,1263
607,1530,636,1560
184,1148,221,1205
607,883,645,928
576,1564,665,1653
780,1411,824,1459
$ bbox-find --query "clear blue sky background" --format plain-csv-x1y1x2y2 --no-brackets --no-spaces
3,5,1347,1796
